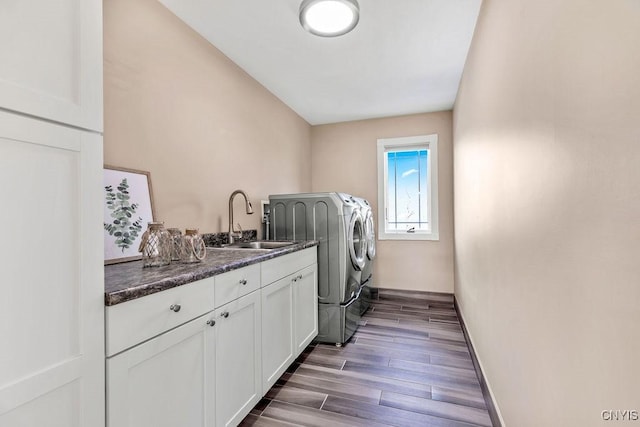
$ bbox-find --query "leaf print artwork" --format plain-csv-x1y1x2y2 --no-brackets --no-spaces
103,166,154,264
104,178,143,251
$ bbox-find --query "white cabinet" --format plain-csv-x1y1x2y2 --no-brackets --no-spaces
261,247,318,393
0,0,104,421
104,247,317,427
293,264,319,355
214,291,262,427
0,111,104,427
107,313,216,427
105,277,216,427
0,0,103,131
261,276,295,393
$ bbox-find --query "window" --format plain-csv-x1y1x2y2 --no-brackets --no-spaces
377,134,438,241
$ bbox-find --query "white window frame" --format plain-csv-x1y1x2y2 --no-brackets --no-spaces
377,134,439,241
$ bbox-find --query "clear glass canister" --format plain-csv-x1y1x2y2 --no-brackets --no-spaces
167,228,183,262
138,221,172,267
181,228,207,263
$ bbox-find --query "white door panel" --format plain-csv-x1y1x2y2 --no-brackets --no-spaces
261,276,294,393
0,0,102,130
294,265,319,355
215,291,262,427
0,111,104,426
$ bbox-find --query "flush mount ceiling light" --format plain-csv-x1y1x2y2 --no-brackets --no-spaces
299,0,360,37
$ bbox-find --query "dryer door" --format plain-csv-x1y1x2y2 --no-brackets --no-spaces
348,210,366,271
364,209,376,260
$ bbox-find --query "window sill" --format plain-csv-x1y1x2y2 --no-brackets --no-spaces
378,232,439,241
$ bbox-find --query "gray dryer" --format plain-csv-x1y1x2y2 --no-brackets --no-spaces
268,192,366,345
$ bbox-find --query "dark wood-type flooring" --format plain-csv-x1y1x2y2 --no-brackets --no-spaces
240,289,493,427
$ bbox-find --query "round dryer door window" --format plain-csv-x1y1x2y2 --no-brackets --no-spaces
348,210,366,270
364,210,376,260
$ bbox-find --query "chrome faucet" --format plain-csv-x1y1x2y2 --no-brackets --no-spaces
228,189,253,244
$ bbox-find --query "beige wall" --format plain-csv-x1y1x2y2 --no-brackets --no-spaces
454,0,640,425
103,0,311,234
311,112,454,293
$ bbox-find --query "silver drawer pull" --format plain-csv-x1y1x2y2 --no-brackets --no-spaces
239,279,247,285
169,304,181,312
221,311,230,318
206,319,216,327
297,274,303,280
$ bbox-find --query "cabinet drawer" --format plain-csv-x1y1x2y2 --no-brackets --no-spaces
215,264,261,308
106,277,215,357
261,247,317,286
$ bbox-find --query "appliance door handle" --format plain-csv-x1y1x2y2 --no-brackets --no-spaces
343,287,362,308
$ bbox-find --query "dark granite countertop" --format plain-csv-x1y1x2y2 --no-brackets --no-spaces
105,241,318,306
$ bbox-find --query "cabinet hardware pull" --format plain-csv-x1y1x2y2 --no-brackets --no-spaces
239,279,247,285
221,311,230,318
297,274,303,280
169,304,181,312
206,319,216,327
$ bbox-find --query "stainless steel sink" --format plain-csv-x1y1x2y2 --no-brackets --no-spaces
224,241,296,250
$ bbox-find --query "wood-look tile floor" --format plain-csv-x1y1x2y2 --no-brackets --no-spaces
240,289,493,427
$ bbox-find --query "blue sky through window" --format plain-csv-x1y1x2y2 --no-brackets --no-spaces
387,149,428,231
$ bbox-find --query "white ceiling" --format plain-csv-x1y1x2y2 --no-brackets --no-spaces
157,0,482,125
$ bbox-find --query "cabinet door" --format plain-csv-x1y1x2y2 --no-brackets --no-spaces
294,264,319,356
261,275,294,394
215,291,262,427
107,312,216,427
0,111,104,427
0,0,102,131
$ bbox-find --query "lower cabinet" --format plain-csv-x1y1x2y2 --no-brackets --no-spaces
106,312,216,427
294,264,319,354
105,248,317,427
261,259,319,394
261,275,295,393
106,291,263,427
214,290,262,427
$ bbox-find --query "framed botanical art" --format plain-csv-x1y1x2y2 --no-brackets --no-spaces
103,165,155,264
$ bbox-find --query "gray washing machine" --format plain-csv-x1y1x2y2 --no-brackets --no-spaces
354,197,376,315
269,192,366,345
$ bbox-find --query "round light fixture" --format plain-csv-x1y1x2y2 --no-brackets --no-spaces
299,0,360,37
